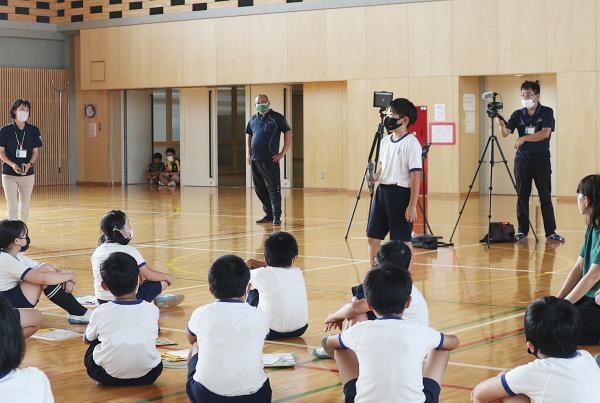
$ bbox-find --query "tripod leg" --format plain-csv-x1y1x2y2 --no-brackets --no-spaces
449,135,494,243
493,137,538,242
417,200,435,235
487,135,495,248
345,165,369,240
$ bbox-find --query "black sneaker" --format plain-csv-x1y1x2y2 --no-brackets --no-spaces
256,215,273,224
273,217,282,225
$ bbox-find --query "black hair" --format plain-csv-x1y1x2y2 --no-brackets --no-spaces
99,210,130,245
521,80,540,95
389,98,418,128
524,296,581,358
375,240,411,269
153,152,162,160
363,264,412,316
577,174,600,228
9,99,31,120
0,293,25,374
100,252,140,297
208,255,250,300
165,147,176,155
0,219,28,251
264,231,298,267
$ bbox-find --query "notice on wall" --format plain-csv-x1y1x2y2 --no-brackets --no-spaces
464,111,476,134
463,93,476,112
434,104,446,121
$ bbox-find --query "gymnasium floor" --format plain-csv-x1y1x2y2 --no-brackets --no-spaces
19,185,596,402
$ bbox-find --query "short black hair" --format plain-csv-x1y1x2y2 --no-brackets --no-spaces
165,147,176,155
363,264,412,316
0,293,25,374
208,255,250,299
9,99,31,119
375,240,411,269
0,219,28,250
524,296,581,358
153,152,162,160
100,252,140,297
264,231,298,267
521,80,540,95
99,210,130,245
389,98,418,127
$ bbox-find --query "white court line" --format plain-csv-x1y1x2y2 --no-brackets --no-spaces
413,262,534,273
451,312,525,335
448,361,507,372
304,261,366,273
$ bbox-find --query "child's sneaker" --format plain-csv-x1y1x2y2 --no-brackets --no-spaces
168,181,177,187
515,232,526,241
312,347,332,360
154,293,185,308
68,309,92,325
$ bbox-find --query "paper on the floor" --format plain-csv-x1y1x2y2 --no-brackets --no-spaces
75,295,99,307
156,337,177,346
32,328,82,341
161,349,190,362
263,353,296,367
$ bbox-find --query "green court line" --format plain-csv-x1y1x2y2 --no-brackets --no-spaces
135,390,188,403
273,382,342,402
440,307,526,332
427,298,526,310
453,330,525,355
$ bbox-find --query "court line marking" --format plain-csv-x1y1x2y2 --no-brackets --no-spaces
450,312,525,335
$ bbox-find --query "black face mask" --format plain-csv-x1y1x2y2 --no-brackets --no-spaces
384,116,401,132
21,235,30,252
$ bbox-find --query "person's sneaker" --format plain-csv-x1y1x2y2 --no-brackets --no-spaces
68,309,92,325
312,347,332,360
158,182,166,187
515,232,526,241
154,293,185,308
547,233,565,242
273,217,282,226
148,179,154,185
168,181,177,187
256,215,273,224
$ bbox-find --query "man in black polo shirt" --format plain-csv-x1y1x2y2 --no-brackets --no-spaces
497,80,564,242
245,94,292,225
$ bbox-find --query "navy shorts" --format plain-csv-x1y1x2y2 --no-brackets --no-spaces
186,354,272,403
343,377,440,403
1,285,35,308
367,184,413,242
97,281,163,304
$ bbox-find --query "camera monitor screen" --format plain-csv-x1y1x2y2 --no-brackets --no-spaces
373,91,393,109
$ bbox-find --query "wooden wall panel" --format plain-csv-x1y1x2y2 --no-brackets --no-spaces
80,28,121,90
365,4,409,79
250,14,288,84
286,10,327,82
0,68,69,186
215,16,252,85
325,8,366,80
119,25,151,89
149,23,183,88
452,0,498,76
498,0,547,74
546,0,596,72
457,76,481,192
408,1,452,77
181,19,217,86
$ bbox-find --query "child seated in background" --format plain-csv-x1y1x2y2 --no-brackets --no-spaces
0,293,54,402
92,210,184,308
84,252,162,386
146,153,165,185
314,241,428,358
0,219,91,325
158,148,180,187
322,264,459,403
472,296,600,403
246,231,309,340
186,255,271,402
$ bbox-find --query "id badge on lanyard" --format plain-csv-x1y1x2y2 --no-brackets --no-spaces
15,130,27,158
16,148,27,158
525,126,535,135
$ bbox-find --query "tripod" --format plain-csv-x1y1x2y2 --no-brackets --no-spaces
344,110,386,240
449,105,538,247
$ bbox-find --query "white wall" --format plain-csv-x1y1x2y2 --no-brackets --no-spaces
124,89,152,184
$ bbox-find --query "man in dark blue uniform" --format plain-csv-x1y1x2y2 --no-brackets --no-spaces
245,94,292,226
497,80,564,242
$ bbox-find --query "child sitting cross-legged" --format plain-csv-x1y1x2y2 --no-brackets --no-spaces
322,264,459,403
472,296,600,403
83,252,163,386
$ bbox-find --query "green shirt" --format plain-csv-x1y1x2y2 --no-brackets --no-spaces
580,225,600,298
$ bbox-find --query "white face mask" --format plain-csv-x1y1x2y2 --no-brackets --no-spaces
167,155,174,162
522,99,536,109
16,110,29,122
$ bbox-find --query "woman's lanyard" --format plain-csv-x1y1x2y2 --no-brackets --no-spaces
14,128,27,158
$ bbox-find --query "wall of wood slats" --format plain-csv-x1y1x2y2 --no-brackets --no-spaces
0,67,70,186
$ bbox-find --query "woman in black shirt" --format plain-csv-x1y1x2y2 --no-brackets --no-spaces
0,99,43,222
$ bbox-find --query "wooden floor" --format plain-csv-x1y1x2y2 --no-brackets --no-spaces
19,184,597,402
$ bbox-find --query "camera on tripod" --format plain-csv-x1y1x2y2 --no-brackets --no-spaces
373,91,393,110
482,91,503,118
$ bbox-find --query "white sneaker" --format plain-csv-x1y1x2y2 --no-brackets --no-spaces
68,309,92,325
154,294,185,308
168,181,177,187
